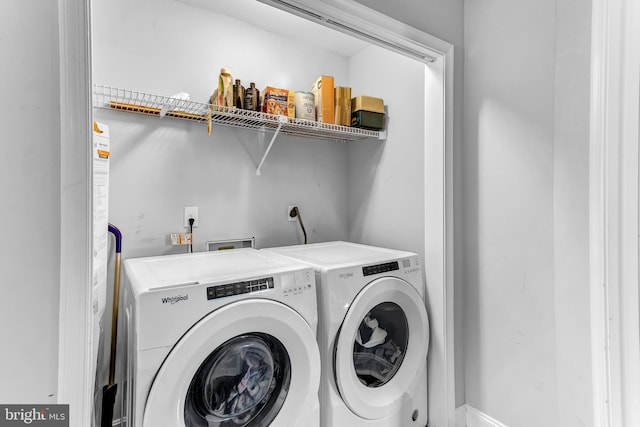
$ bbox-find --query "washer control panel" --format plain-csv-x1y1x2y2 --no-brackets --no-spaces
206,277,274,300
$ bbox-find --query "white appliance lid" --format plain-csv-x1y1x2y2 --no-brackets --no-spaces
265,241,416,268
125,249,302,292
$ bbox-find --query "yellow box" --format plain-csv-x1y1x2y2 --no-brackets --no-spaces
312,76,335,124
351,95,385,114
334,86,352,126
262,86,295,118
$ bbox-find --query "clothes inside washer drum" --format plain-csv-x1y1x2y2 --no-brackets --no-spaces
184,334,290,427
209,350,274,419
353,313,405,387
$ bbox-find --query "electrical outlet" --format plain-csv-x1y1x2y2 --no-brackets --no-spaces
184,206,199,227
288,205,298,222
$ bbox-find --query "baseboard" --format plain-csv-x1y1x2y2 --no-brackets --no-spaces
455,404,509,427
455,405,467,427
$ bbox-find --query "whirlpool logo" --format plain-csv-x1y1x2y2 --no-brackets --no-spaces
161,294,189,305
1,405,68,426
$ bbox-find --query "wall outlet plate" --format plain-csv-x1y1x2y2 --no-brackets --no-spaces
288,205,297,222
184,206,199,227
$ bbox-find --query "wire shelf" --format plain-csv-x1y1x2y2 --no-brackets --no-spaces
93,85,384,142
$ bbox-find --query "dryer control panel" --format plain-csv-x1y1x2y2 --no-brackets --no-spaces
362,261,399,276
206,277,274,300
361,257,421,277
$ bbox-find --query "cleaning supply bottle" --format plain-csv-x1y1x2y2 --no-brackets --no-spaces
244,82,260,111
217,67,233,108
233,79,245,109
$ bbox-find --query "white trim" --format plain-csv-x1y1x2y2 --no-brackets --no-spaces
588,0,612,423
257,0,449,61
455,404,509,427
465,405,509,427
57,0,93,426
589,0,640,426
423,46,457,427
444,44,457,427
455,405,467,427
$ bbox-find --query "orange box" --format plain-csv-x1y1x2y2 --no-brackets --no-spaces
262,86,295,118
312,76,335,124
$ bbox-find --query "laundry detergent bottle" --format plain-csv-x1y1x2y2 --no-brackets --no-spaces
217,67,233,108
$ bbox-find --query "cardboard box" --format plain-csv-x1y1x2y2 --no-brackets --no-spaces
312,76,335,124
334,86,352,126
262,86,295,118
351,95,385,114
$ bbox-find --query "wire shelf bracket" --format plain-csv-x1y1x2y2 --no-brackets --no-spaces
256,115,287,176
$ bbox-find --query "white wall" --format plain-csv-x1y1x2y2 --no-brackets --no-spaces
92,0,354,259
347,46,425,257
552,0,593,424
0,0,61,403
464,0,593,426
464,3,558,425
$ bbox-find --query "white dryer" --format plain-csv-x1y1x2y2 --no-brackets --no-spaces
118,249,320,427
263,241,429,427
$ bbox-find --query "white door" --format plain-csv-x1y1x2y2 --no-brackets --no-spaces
334,277,429,420
143,299,320,427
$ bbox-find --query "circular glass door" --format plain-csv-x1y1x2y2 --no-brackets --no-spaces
184,333,291,426
143,299,320,427
353,302,408,388
334,277,429,420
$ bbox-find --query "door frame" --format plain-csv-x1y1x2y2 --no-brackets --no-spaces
589,0,640,425
57,0,94,426
56,0,455,425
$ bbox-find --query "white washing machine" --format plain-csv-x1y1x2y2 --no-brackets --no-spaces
263,241,429,427
118,249,320,427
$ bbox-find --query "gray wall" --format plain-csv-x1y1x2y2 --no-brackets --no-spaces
464,0,593,426
0,0,61,402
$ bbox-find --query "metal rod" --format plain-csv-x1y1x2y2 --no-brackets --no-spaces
108,252,121,386
256,116,287,175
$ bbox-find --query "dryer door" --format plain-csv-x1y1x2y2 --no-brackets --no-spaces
334,277,429,420
143,299,320,427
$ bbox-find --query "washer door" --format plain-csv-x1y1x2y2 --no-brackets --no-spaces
334,277,429,420
143,299,320,427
